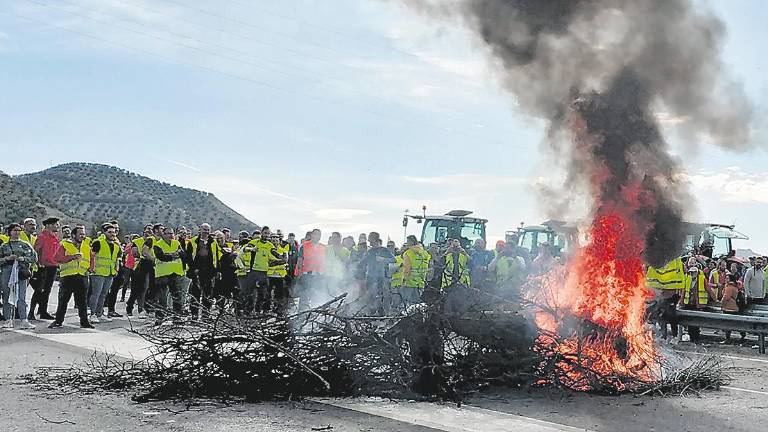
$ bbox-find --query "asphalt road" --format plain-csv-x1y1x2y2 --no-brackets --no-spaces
2,284,768,431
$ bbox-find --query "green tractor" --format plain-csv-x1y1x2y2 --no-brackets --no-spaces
511,220,581,258
512,220,748,263
403,207,487,251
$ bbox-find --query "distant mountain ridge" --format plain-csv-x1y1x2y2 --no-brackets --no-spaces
736,248,764,259
0,170,89,228
11,162,258,233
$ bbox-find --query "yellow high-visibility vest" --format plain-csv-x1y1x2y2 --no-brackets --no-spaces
268,242,291,278
646,257,685,290
92,236,119,277
189,236,220,269
19,231,36,246
154,238,184,277
710,269,725,299
495,255,526,288
442,251,471,288
403,247,430,289
131,237,147,270
241,239,276,273
391,255,404,288
683,271,708,306
324,245,349,279
59,239,90,277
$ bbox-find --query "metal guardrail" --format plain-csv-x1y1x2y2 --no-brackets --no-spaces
702,306,768,317
676,309,768,354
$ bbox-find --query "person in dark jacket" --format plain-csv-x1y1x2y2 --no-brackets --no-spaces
214,230,239,314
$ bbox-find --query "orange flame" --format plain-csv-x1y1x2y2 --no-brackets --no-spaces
529,208,660,391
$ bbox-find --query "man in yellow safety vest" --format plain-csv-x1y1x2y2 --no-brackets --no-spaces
126,224,155,318
48,225,94,329
239,226,283,314
88,223,120,323
442,239,471,289
646,256,685,342
152,226,187,324
679,256,716,344
268,232,292,314
400,235,431,309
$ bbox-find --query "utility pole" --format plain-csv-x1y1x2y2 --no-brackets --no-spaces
403,209,409,244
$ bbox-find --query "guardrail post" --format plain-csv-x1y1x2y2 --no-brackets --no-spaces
760,334,766,355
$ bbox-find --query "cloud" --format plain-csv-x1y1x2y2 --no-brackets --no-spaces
678,167,768,204
314,208,371,220
416,55,487,81
655,111,690,125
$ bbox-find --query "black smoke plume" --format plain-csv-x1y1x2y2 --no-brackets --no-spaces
401,0,752,266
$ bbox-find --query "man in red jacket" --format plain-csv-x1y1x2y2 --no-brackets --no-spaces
29,217,62,320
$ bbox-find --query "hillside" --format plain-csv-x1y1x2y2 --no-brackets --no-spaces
0,171,89,228
14,163,259,233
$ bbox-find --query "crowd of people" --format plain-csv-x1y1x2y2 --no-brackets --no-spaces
647,253,768,346
0,216,538,330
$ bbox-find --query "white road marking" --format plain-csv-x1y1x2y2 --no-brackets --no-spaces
8,321,589,431
14,286,766,426
675,350,768,364
5,290,153,360
313,397,593,432
722,386,768,396
4,324,153,360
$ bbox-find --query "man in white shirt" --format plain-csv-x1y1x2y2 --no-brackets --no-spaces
743,257,766,304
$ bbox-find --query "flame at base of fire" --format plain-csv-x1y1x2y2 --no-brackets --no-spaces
527,210,661,392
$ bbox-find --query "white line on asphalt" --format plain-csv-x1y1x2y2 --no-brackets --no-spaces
9,318,590,432
4,325,153,360
313,397,594,432
675,350,768,365
722,386,768,396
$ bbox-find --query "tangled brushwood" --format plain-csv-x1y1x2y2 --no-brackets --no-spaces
21,291,728,402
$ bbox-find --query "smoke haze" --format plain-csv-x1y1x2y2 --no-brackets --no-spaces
400,0,753,265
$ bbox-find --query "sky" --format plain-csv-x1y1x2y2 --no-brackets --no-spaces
0,0,766,252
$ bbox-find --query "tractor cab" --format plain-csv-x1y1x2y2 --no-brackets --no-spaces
681,222,748,259
512,220,580,258
404,208,487,251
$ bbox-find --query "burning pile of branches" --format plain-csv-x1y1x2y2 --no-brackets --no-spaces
21,285,729,403
21,293,536,403
532,327,730,396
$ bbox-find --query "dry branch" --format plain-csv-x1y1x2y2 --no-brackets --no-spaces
18,287,728,402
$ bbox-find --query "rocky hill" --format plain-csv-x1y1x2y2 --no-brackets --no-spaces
14,163,259,234
0,171,89,228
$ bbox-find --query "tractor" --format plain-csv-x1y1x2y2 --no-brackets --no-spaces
403,207,487,251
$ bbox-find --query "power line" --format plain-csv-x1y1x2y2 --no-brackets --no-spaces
2,7,523,149
22,0,509,139
222,0,427,62
3,9,289,93
111,0,345,68
24,0,329,85
27,0,498,133
156,0,355,59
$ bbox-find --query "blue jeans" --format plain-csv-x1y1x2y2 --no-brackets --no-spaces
89,275,114,317
1,267,29,321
